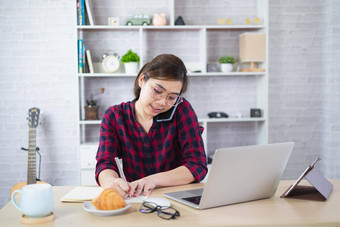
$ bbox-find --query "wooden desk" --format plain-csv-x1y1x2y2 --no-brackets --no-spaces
1,180,339,226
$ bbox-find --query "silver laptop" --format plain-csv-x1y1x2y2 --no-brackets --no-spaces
164,142,294,209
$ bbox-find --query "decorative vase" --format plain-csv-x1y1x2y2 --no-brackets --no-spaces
124,62,138,74
220,63,233,72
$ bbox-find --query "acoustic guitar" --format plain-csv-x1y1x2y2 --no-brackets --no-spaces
10,108,46,196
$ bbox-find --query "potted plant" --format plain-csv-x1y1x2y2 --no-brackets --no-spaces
219,56,235,72
121,49,140,74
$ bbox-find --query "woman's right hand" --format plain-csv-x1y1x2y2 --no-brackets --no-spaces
98,169,130,198
103,178,130,198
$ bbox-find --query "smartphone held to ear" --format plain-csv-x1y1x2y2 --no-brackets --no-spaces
156,97,181,122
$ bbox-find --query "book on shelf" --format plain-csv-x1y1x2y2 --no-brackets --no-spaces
84,53,89,73
77,0,85,25
86,49,94,73
83,44,87,73
84,0,95,25
76,0,80,25
83,5,91,26
78,39,84,73
83,47,90,73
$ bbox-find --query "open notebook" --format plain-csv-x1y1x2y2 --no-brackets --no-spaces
61,186,148,203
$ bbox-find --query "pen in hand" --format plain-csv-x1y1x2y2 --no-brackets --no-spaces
114,157,131,197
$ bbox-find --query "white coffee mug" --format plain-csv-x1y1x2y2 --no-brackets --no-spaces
11,183,54,217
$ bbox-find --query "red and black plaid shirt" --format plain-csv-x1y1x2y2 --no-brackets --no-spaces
95,98,207,184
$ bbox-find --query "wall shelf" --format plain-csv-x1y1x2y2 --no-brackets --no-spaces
77,25,265,30
76,0,269,185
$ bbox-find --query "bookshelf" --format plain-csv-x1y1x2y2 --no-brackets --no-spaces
76,0,269,185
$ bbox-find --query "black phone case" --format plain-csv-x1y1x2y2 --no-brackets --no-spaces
156,97,181,122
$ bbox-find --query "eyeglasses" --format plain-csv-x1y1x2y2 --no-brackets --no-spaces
147,83,182,107
139,201,180,220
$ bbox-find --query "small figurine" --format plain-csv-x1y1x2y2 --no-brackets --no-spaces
126,13,151,26
152,13,166,26
253,17,261,25
218,18,232,25
175,16,185,25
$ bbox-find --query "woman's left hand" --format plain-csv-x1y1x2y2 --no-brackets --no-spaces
129,177,156,197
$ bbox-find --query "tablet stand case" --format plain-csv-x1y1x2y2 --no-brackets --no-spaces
281,157,333,201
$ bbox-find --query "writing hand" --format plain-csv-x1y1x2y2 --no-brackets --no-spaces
104,178,130,198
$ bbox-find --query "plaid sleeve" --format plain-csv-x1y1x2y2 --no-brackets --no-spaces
176,99,208,182
95,107,120,185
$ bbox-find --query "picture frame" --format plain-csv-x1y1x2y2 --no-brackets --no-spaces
207,63,218,72
251,108,262,117
108,17,119,26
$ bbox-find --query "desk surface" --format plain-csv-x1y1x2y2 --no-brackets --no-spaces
1,180,339,227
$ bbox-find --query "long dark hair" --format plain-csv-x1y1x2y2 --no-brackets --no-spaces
133,54,188,99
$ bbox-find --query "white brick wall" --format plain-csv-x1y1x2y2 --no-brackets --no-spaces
0,0,339,209
269,0,340,179
0,0,78,208
321,0,340,178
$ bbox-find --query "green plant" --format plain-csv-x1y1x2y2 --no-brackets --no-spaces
219,56,235,64
121,49,140,63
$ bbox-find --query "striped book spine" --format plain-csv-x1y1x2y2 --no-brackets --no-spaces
78,39,83,73
80,0,85,25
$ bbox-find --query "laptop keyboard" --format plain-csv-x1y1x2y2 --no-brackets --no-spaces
182,196,202,205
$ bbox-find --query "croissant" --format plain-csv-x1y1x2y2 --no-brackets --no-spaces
92,188,126,210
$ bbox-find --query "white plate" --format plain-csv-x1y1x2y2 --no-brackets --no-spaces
83,201,131,216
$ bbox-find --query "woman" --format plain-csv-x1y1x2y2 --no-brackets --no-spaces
95,54,207,198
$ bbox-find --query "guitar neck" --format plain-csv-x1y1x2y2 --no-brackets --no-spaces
27,128,37,184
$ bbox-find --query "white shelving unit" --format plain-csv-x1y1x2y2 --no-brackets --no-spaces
76,0,268,185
